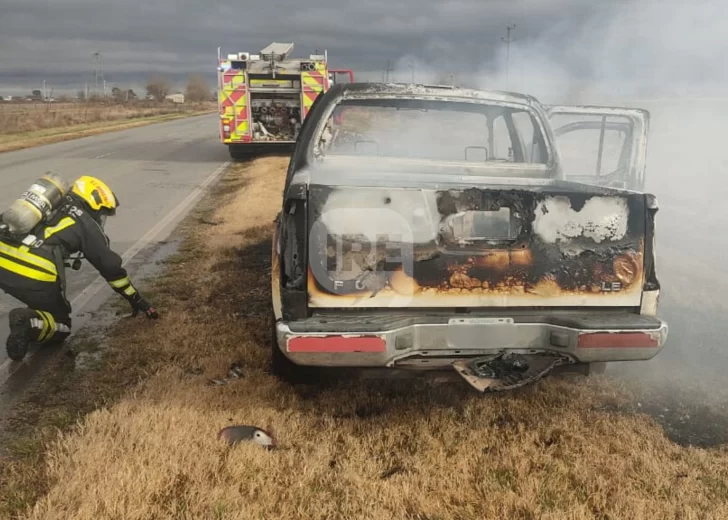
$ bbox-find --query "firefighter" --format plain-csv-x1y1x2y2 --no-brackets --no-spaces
0,175,159,362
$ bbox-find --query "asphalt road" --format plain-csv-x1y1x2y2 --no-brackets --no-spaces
0,113,227,388
605,99,728,387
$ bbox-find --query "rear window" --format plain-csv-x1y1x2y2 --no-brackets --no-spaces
315,98,549,164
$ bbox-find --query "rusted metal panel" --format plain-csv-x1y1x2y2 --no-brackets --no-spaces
306,184,647,309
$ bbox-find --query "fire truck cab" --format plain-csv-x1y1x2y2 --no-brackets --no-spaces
217,42,353,160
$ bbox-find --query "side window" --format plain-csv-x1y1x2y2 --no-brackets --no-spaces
549,114,631,180
555,128,627,177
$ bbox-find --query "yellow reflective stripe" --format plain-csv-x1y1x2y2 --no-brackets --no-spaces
41,312,57,343
37,312,50,342
123,286,137,296
36,311,52,342
0,242,57,275
109,276,131,289
0,257,56,282
44,217,76,239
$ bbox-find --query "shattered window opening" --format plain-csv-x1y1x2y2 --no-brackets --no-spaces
550,114,633,182
441,208,519,244
315,98,549,166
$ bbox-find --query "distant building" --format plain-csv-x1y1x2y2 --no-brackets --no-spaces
165,93,185,104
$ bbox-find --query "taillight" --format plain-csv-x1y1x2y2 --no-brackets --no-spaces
577,331,659,349
222,120,231,139
287,335,386,353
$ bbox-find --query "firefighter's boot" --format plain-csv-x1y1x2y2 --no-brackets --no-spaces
5,308,37,361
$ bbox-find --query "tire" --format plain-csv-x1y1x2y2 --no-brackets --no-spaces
554,362,608,377
228,145,251,161
587,362,608,376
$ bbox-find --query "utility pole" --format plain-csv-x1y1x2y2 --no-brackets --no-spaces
501,24,516,89
384,59,394,82
92,52,105,96
409,61,415,84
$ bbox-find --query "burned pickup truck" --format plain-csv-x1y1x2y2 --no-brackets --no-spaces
270,83,667,391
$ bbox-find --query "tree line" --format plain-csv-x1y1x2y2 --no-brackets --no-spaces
76,73,214,103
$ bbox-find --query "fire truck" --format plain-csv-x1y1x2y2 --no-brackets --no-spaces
217,42,354,160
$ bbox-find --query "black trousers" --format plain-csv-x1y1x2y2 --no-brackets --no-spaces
0,277,72,344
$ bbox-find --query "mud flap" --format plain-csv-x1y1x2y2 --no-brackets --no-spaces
452,353,566,393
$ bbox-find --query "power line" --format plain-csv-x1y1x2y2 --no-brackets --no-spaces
501,24,516,89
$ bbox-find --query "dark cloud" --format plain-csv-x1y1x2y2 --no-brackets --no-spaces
0,0,726,100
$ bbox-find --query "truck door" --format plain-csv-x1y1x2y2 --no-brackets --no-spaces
545,106,649,191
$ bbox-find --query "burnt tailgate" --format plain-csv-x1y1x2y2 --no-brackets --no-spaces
306,182,647,309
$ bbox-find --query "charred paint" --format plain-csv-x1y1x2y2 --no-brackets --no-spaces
306,184,647,308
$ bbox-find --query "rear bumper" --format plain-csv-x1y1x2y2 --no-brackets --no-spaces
227,141,296,145
275,313,668,369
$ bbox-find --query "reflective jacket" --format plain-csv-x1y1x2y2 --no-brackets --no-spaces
0,195,139,302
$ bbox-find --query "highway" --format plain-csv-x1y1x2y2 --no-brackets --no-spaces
0,113,227,394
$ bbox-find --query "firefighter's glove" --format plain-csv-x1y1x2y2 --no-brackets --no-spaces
129,293,159,320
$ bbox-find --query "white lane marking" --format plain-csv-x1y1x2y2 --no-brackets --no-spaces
94,152,113,159
0,160,230,373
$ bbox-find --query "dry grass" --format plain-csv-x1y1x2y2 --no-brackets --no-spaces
3,157,728,519
0,101,215,134
0,101,216,153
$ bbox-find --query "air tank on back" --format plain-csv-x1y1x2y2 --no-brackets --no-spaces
1,172,71,236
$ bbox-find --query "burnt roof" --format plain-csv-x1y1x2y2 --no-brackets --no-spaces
332,82,539,106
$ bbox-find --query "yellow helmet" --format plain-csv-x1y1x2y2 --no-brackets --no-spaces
71,176,118,216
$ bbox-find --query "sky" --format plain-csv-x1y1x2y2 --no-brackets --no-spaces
1,0,727,102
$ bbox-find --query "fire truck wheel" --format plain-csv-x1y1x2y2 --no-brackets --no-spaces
228,145,251,161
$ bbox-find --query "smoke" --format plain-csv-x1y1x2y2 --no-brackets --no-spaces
485,0,728,103
375,0,728,104
334,1,728,413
